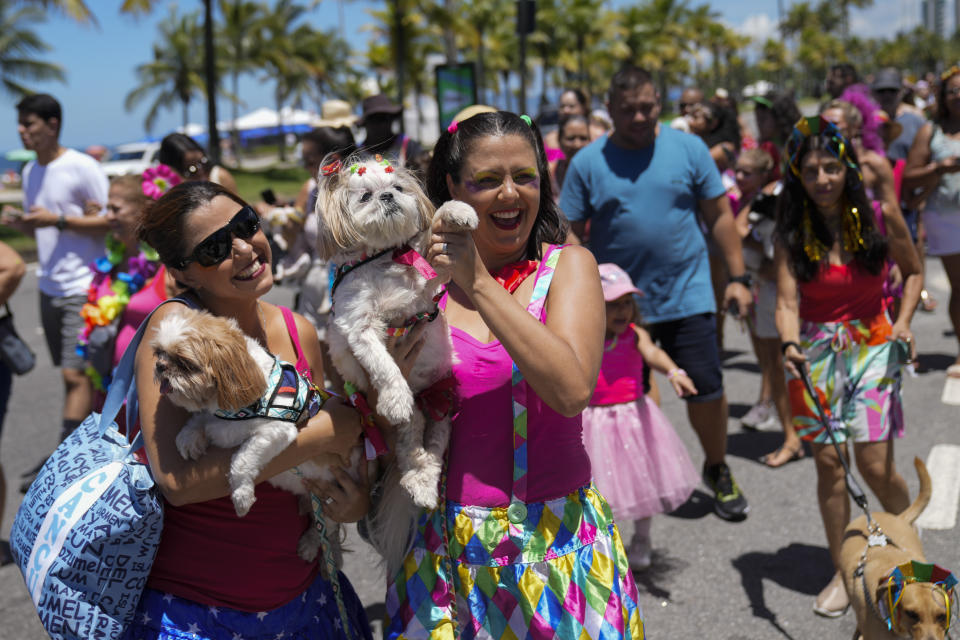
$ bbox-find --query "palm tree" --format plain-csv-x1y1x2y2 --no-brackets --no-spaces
558,0,608,89
36,0,224,164
217,0,264,166
0,1,65,98
124,6,207,132
366,1,440,140
529,0,562,106
459,0,510,105
255,0,316,161
620,0,695,99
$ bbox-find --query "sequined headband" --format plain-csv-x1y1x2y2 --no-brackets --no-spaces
786,115,863,183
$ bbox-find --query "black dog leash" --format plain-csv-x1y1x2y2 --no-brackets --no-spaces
795,364,872,520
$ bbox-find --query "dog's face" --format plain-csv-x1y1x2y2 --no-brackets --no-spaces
879,581,951,640
150,308,266,412
315,156,434,259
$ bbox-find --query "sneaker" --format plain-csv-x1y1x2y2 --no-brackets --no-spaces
741,402,776,431
703,462,750,521
813,572,849,618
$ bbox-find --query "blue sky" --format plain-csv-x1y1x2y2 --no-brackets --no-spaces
0,0,925,154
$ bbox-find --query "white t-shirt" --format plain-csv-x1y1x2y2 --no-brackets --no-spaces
22,148,109,296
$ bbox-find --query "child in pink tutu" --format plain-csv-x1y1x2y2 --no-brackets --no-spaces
584,263,701,571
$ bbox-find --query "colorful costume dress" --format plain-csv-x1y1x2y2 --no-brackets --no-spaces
581,326,698,521
788,249,908,444
384,245,645,639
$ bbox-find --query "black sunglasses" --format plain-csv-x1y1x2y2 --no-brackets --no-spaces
174,206,261,269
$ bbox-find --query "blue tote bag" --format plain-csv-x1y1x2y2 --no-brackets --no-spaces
10,299,188,640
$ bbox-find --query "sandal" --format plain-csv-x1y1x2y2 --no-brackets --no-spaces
760,443,805,468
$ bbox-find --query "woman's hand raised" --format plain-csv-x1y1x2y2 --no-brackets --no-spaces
426,214,484,292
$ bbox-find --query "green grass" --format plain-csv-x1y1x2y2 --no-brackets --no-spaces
232,166,309,205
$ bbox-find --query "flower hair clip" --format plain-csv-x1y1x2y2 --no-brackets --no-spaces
447,121,458,134
141,164,181,201
321,160,342,176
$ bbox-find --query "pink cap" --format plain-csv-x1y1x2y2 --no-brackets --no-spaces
598,263,643,302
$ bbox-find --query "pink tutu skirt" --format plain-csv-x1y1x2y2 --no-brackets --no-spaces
582,397,699,521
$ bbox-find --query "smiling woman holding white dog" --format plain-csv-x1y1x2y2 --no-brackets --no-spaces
121,181,373,639
379,111,645,638
775,116,922,620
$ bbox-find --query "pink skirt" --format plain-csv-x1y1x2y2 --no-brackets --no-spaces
582,397,699,521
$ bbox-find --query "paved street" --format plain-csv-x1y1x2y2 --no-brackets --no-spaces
1,258,958,640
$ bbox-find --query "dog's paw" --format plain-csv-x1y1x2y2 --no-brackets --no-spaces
376,385,414,424
435,200,478,230
175,428,208,460
400,467,440,509
232,484,257,517
297,526,322,562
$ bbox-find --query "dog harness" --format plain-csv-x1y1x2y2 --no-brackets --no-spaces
214,355,324,424
331,242,445,337
878,561,957,632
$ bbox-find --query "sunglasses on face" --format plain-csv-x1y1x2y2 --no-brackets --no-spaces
174,206,261,269
184,156,211,177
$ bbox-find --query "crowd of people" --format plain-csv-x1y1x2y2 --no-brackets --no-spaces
0,58,957,637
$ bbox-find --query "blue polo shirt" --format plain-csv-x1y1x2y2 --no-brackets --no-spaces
559,126,726,323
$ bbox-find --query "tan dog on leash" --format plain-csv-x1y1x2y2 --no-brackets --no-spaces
839,458,956,640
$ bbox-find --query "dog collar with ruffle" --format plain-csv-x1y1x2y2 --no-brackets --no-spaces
331,243,437,297
879,561,958,632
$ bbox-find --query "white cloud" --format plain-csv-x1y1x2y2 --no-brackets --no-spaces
737,13,778,44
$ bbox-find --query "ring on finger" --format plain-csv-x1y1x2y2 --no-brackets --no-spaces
441,242,449,253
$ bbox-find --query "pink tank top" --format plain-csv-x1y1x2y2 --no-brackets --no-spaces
591,326,644,406
444,247,592,506
147,305,318,611
112,264,169,367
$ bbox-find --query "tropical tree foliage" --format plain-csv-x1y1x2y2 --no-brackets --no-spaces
124,5,208,132
0,1,65,98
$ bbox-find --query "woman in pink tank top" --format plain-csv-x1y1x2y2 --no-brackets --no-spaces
774,116,922,617
122,181,372,639
381,111,644,638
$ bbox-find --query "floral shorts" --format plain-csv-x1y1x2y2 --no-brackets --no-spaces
788,312,908,444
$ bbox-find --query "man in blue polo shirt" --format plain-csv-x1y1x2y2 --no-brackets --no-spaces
560,66,753,522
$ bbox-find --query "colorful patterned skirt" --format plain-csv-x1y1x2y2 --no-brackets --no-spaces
384,484,645,639
788,312,908,444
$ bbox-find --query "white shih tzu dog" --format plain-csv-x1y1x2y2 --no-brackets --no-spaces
316,155,476,570
151,306,355,563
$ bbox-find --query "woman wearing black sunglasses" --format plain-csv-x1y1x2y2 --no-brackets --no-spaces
159,132,239,195
123,181,381,639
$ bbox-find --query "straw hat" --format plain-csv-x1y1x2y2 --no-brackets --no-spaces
314,99,357,129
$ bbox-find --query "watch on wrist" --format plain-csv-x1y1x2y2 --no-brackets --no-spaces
55,215,66,231
729,273,752,288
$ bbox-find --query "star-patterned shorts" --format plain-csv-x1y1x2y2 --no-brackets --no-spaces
121,571,372,640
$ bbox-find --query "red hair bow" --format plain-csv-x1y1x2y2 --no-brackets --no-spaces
321,160,342,176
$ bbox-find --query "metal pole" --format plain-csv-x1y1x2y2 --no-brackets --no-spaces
204,0,221,165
